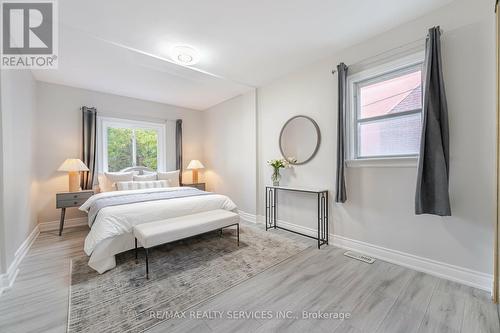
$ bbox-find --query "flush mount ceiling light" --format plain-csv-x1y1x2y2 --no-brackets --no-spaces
170,44,200,66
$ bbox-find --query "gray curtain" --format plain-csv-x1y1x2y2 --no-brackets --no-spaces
81,106,97,190
175,119,183,184
335,63,348,203
415,26,451,216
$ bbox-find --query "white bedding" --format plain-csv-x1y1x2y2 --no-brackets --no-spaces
79,187,237,273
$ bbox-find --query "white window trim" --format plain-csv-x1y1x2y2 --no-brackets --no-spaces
346,156,418,168
97,116,167,173
346,51,424,168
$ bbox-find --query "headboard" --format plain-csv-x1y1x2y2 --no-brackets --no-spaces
120,166,155,175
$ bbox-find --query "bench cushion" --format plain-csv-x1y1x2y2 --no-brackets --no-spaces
134,209,239,248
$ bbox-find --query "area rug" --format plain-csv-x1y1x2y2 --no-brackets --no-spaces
68,225,309,333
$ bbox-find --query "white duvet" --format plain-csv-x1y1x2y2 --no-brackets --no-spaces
79,187,237,273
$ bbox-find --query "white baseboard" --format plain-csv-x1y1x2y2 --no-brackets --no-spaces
238,210,258,224
332,234,493,292
257,216,493,292
3,214,492,294
38,217,88,233
273,219,318,237
0,225,40,296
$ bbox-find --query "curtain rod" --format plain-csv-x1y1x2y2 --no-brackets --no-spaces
97,112,179,123
331,36,428,75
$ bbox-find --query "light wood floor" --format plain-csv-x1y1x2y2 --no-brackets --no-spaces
0,224,499,333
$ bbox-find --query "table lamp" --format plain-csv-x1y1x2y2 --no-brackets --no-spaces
187,160,204,183
58,158,89,192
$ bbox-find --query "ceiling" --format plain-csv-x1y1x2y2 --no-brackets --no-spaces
32,0,453,110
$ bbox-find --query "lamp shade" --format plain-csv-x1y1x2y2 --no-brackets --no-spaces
187,159,205,170
58,158,89,172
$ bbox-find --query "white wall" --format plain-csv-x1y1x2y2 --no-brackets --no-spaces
203,90,257,214
35,82,205,223
256,0,495,279
0,69,38,270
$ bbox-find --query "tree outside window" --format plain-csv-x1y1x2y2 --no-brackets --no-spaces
105,123,161,172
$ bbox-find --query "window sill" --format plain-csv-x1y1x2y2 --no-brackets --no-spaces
346,157,418,168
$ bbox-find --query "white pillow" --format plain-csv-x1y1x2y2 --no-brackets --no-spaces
116,180,168,191
133,173,157,181
100,172,135,192
157,170,180,187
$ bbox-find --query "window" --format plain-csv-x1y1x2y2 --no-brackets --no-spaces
348,54,424,164
99,117,166,172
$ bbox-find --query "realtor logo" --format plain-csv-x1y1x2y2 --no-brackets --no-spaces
1,0,58,69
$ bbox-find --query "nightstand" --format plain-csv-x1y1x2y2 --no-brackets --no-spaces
56,190,93,236
181,183,206,191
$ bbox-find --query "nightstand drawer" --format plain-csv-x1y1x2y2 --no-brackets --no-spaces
56,191,93,208
57,191,93,201
57,198,88,208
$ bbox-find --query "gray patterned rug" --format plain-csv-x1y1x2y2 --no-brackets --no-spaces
68,225,309,333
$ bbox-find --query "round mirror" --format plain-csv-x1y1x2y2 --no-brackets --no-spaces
279,115,321,165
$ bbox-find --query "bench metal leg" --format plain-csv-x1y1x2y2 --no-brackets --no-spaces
237,224,239,246
134,238,138,262
145,248,149,279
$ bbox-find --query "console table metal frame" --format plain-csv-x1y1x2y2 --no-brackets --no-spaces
265,186,328,249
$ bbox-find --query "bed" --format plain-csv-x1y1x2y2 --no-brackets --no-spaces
79,168,237,273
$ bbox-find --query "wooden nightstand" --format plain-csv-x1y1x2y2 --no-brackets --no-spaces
56,190,93,236
181,183,206,191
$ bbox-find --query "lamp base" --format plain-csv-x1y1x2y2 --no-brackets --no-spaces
192,169,199,183
68,172,81,192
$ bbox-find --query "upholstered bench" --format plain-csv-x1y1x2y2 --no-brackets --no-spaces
133,209,240,279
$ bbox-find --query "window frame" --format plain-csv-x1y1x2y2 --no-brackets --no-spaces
346,51,425,167
98,117,166,173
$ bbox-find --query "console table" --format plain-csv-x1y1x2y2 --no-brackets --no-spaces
265,185,328,249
